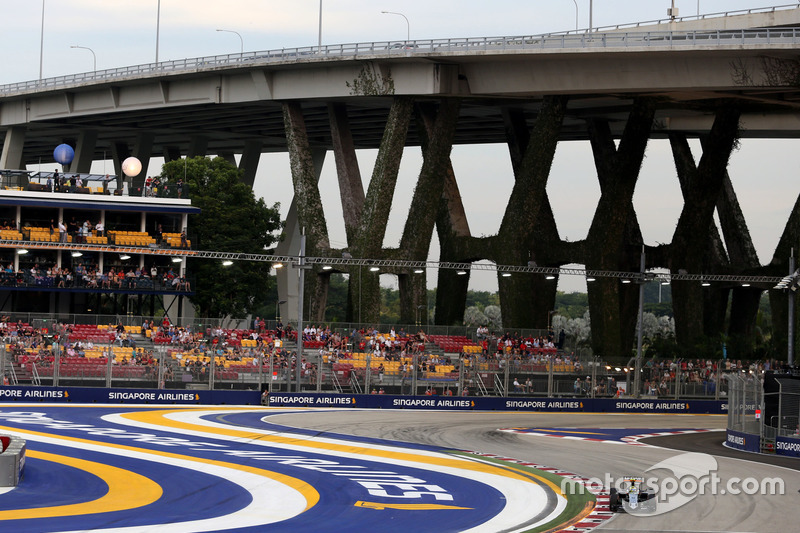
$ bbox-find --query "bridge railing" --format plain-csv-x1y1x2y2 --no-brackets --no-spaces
2,26,800,96
545,3,800,36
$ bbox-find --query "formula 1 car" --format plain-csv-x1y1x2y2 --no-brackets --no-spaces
608,476,657,513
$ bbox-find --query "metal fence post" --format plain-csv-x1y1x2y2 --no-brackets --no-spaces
503,355,510,396
365,354,372,394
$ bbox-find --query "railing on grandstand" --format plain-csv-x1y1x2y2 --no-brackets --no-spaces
0,272,194,293
0,171,193,200
330,370,343,394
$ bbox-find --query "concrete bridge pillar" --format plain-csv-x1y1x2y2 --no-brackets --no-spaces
0,127,26,170
585,98,655,359
239,140,263,188
347,97,413,324
71,129,98,173
398,99,460,324
493,96,567,330
500,107,561,330
669,107,741,349
281,102,331,324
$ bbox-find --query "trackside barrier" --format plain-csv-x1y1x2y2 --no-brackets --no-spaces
725,429,761,453
266,392,726,414
0,386,260,406
775,435,800,458
0,386,726,413
0,435,25,487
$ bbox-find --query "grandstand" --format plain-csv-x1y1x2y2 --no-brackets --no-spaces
0,175,198,317
0,318,733,401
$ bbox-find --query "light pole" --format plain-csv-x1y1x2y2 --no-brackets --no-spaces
381,11,410,43
318,0,323,49
70,45,96,72
216,29,244,55
155,0,161,63
570,0,579,31
39,0,45,81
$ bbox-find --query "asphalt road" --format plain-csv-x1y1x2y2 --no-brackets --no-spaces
272,410,800,533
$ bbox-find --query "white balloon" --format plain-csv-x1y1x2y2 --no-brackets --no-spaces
121,156,142,177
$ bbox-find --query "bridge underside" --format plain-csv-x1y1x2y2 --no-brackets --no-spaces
2,43,800,358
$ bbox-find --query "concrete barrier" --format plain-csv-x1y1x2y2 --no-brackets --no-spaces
0,435,25,487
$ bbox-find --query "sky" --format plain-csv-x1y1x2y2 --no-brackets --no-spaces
2,1,798,293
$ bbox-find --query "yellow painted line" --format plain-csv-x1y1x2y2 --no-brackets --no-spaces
0,423,319,513
119,409,563,495
0,450,161,520
354,501,472,510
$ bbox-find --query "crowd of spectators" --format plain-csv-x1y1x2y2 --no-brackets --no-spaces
2,315,797,398
0,262,190,292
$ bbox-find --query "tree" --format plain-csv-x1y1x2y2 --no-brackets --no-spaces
160,156,282,318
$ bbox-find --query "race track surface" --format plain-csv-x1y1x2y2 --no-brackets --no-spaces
0,405,595,533
273,410,800,533
0,406,796,532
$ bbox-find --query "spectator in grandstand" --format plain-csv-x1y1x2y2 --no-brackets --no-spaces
125,269,137,288
58,220,67,242
95,220,104,238
574,377,583,396
77,221,87,243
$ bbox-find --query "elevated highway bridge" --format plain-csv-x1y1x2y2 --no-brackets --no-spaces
1,5,800,362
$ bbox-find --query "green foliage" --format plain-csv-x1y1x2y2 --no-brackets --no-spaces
642,335,681,360
380,286,401,324
465,290,500,311
554,291,589,319
346,64,395,96
160,156,282,318
324,274,349,323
